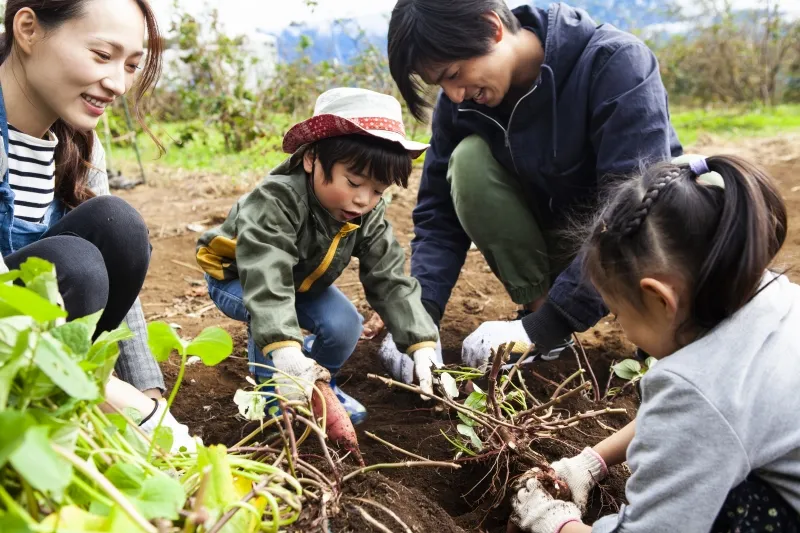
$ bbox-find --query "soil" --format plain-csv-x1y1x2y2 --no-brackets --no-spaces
117,135,800,532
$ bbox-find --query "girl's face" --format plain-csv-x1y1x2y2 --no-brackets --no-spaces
597,277,688,359
19,0,145,131
303,153,388,223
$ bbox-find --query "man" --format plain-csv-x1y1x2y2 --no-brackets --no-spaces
378,0,682,379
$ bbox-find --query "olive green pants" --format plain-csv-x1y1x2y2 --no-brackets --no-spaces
447,135,569,305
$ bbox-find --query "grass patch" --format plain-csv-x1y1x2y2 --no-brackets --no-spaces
110,105,800,176
672,104,800,145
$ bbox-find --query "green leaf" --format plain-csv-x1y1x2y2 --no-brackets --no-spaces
10,425,72,496
611,359,642,381
0,283,67,322
0,332,32,409
152,426,174,453
51,322,93,357
33,333,99,401
105,463,146,494
147,322,185,361
18,258,63,309
458,390,487,427
0,271,21,284
186,326,232,366
73,310,104,338
0,411,35,467
0,513,33,533
644,357,658,370
456,423,483,449
133,474,186,520
85,325,132,383
0,317,34,364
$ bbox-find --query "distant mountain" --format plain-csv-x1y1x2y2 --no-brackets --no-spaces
273,1,675,64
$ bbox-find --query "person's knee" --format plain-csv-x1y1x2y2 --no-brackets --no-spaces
85,196,150,274
47,237,110,318
448,134,496,206
319,304,363,354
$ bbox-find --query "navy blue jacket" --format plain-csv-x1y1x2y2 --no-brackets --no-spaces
410,2,683,347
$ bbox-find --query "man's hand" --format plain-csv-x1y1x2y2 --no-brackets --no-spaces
270,346,330,402
461,320,530,370
378,334,450,397
551,448,608,513
511,475,581,533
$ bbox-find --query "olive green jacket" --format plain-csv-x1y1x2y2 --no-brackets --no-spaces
196,156,438,354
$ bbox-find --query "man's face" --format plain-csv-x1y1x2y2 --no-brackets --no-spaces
420,17,516,108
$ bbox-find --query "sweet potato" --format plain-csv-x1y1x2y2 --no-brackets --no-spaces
311,380,364,465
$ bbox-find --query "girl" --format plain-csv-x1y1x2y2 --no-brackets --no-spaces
0,0,193,451
510,155,800,532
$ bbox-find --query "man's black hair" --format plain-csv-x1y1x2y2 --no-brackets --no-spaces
309,134,412,188
388,0,520,121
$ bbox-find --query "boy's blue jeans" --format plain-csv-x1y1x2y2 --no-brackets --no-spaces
205,275,363,380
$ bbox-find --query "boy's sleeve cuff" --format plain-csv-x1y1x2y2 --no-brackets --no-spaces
521,300,575,351
406,341,437,354
262,340,302,355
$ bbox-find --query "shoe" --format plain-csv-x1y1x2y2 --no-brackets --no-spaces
329,377,368,425
302,334,316,355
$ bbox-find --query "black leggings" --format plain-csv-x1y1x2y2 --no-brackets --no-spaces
712,475,800,532
5,196,150,336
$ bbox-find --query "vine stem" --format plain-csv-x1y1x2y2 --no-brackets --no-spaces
342,460,460,483
364,431,428,461
52,444,157,533
147,351,187,461
367,374,517,429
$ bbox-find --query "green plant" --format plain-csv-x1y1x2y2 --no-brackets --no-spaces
0,257,312,532
606,356,658,398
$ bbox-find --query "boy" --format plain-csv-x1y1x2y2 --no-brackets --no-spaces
197,88,441,423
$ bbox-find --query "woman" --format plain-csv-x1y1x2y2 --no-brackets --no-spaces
0,0,193,451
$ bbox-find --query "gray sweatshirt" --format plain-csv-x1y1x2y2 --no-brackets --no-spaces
594,273,800,532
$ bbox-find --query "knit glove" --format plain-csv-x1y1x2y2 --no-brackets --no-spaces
378,333,448,397
140,400,200,454
270,346,330,402
461,320,530,370
511,476,581,533
552,448,608,513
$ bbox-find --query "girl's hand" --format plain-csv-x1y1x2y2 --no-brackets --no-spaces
551,448,608,513
511,476,581,533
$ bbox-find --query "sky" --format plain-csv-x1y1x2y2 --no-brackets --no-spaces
154,0,797,40
154,0,530,37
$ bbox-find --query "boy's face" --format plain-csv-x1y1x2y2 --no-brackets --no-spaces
304,153,389,223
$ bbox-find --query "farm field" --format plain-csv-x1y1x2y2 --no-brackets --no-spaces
118,132,800,531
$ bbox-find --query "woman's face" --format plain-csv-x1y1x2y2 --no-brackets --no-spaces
21,0,145,131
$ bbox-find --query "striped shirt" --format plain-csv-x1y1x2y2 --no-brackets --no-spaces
8,124,58,223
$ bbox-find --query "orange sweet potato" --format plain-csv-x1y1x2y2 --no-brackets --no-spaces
312,380,364,465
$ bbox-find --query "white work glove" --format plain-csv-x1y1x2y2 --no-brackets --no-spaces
551,448,608,513
511,476,581,533
270,346,331,402
461,320,530,370
140,400,201,454
378,333,449,397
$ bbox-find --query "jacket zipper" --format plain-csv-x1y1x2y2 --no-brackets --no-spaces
457,81,540,175
298,222,359,293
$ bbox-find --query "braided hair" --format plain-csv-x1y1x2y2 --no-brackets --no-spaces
616,168,683,238
583,155,786,340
